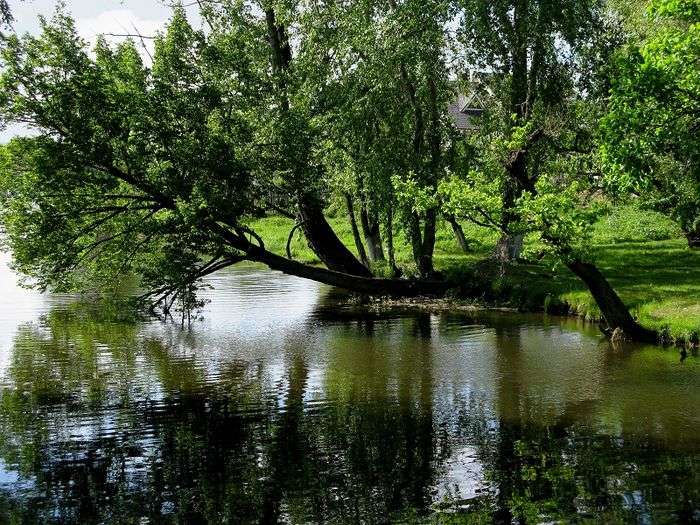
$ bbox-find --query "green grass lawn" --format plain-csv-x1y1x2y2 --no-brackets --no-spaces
247,205,700,344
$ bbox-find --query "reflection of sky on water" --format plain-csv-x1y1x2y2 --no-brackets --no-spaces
0,252,46,365
0,256,698,522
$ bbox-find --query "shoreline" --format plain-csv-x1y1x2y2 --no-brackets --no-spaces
348,294,698,351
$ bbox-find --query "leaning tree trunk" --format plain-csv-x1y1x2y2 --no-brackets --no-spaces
360,206,385,262
265,9,369,278
566,260,657,342
248,245,449,297
446,215,470,253
344,194,370,268
298,194,372,277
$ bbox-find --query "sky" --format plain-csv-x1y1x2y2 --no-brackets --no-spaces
8,0,200,36
1,0,202,142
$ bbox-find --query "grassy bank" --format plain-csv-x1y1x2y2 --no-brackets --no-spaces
247,205,700,345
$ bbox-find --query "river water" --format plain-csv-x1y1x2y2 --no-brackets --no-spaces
0,253,697,524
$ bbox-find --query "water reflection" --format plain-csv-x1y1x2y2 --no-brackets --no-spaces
0,264,697,523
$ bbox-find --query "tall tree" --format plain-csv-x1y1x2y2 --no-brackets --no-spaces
0,6,446,316
441,0,658,339
457,0,604,262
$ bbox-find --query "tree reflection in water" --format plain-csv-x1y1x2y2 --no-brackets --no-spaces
0,301,697,524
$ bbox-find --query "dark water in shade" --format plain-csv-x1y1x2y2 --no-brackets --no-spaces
0,255,698,524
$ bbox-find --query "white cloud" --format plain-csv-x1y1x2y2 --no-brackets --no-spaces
74,9,166,61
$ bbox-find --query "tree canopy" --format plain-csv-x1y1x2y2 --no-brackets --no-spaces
0,0,694,341
602,0,700,246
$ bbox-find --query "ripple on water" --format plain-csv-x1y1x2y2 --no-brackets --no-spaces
0,260,697,523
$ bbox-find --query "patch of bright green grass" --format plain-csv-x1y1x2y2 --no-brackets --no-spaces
247,213,496,273
247,206,700,343
564,239,700,340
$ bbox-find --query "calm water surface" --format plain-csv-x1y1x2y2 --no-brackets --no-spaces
0,253,698,524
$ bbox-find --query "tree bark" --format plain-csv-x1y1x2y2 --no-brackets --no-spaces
446,215,470,253
385,205,401,277
360,206,385,262
344,193,370,267
298,194,373,277
566,260,657,341
247,246,449,297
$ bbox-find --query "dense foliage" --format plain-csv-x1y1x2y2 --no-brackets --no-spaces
602,0,700,246
0,0,695,340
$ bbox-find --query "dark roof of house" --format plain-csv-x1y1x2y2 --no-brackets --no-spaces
447,92,485,131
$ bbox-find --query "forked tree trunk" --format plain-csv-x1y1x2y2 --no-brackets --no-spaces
360,206,385,262
566,260,657,342
344,194,370,268
298,195,372,277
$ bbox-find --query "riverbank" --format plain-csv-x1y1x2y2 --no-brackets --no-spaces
248,205,700,347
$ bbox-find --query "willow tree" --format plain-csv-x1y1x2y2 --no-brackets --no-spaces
0,7,448,315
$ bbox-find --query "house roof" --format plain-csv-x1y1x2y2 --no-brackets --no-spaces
448,92,485,130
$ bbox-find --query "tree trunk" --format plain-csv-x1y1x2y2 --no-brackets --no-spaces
496,0,529,264
495,233,524,262
566,259,657,342
344,193,370,268
446,215,469,253
298,194,372,277
265,9,369,278
408,212,435,278
264,9,292,110
360,206,385,262
386,205,401,277
248,246,449,297
420,208,437,277
421,75,440,277
495,176,524,263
